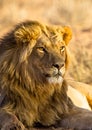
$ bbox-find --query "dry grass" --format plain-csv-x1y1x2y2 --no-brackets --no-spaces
47,0,92,28
0,0,92,84
69,45,92,84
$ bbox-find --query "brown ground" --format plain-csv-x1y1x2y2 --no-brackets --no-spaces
0,0,92,84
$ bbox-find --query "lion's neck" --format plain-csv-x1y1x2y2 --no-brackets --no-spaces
36,80,69,126
2,78,69,127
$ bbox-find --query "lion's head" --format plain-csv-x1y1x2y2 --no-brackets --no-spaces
0,21,72,92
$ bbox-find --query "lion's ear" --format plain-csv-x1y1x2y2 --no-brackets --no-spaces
14,25,41,45
63,26,72,45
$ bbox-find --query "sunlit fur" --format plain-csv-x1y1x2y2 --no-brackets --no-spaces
0,21,72,128
67,80,92,110
1,21,92,130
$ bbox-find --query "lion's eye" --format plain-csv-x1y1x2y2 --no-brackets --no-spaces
37,47,46,53
60,46,65,52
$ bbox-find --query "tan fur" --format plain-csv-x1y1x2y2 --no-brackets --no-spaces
0,21,92,130
67,79,92,109
67,85,91,110
0,21,72,129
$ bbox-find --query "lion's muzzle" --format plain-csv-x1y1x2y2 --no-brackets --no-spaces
46,64,65,84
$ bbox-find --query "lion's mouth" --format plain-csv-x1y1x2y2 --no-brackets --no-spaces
44,67,65,84
45,67,64,77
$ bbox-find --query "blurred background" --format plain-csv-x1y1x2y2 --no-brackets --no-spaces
0,0,92,84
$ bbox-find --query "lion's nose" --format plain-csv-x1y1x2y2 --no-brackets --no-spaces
53,62,64,70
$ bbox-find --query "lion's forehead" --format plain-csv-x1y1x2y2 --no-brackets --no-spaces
46,26,64,42
37,29,65,48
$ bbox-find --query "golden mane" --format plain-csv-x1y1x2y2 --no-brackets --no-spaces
0,21,92,130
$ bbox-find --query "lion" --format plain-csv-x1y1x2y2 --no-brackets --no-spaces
0,20,92,130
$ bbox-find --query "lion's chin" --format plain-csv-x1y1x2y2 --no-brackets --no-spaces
47,76,63,84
